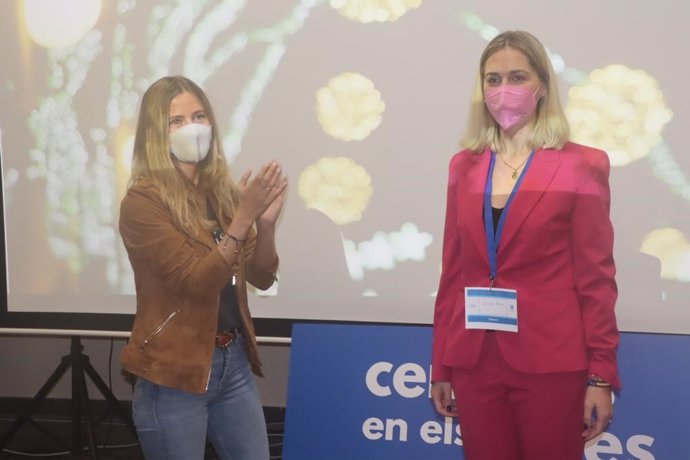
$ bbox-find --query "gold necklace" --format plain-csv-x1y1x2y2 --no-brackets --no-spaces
498,154,528,180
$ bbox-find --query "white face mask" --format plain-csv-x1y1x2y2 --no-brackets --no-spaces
169,123,212,163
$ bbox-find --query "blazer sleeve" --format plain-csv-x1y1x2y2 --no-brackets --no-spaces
119,185,234,304
570,150,621,389
432,153,464,382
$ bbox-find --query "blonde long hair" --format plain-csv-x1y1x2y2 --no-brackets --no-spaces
461,30,570,153
130,76,239,234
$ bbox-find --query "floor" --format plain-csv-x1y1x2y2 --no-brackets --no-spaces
0,404,285,459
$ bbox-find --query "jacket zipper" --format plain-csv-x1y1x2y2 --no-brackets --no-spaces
205,366,212,392
139,310,180,351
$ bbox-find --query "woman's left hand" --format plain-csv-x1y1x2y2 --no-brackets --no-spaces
258,185,286,227
582,386,613,441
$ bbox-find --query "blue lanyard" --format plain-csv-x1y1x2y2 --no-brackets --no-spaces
483,150,535,285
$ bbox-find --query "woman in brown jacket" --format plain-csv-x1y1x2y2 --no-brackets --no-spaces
119,75,287,460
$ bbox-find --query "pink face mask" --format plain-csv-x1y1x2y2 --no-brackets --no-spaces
484,85,541,131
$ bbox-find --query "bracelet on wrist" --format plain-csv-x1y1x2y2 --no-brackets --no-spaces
586,374,611,388
222,233,246,254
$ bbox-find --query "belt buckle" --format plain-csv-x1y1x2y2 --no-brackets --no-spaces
215,329,237,348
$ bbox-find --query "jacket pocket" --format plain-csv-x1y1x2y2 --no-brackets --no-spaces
139,310,180,351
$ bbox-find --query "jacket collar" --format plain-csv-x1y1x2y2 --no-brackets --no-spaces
461,147,561,262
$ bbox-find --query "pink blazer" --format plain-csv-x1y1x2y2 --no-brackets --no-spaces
431,142,620,389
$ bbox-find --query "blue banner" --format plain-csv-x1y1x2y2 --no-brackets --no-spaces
283,324,690,459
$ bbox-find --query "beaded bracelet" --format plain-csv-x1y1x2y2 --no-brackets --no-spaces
222,233,246,254
586,374,611,388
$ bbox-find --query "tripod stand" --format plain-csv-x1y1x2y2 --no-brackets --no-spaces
0,335,138,459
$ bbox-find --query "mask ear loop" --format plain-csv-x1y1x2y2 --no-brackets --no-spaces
533,83,546,115
532,83,543,100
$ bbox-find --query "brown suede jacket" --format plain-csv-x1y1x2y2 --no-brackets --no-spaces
118,180,276,394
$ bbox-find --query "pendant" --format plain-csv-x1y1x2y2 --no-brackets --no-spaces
511,170,518,180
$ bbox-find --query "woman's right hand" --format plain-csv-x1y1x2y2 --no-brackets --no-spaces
431,381,458,417
235,160,287,225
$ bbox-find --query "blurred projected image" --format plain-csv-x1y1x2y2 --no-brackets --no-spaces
1,1,687,333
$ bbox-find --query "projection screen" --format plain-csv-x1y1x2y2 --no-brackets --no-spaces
1,0,688,336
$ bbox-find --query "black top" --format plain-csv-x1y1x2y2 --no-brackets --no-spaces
491,206,503,233
211,224,242,334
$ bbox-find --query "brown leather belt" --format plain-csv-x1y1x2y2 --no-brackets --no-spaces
215,329,240,348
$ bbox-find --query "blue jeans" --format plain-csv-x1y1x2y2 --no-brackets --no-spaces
132,338,269,460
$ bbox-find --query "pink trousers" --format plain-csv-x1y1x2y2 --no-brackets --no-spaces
451,332,587,460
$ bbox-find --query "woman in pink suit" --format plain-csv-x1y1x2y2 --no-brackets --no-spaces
430,31,620,460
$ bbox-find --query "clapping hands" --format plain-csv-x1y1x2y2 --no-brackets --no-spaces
236,160,288,226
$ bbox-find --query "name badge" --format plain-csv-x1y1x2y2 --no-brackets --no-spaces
465,287,518,332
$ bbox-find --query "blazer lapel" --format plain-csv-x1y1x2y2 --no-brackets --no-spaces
457,148,492,265
499,148,561,253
